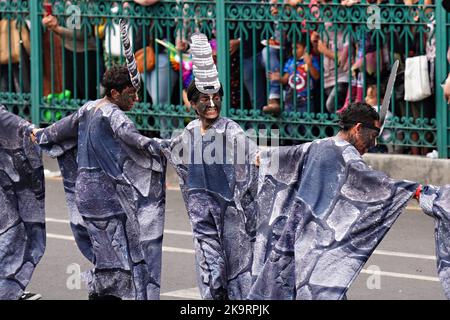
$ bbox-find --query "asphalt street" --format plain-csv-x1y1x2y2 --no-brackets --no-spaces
26,158,447,300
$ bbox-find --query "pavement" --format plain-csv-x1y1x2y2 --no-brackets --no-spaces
24,155,450,300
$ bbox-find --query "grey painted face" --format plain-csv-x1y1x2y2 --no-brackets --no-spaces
194,93,222,118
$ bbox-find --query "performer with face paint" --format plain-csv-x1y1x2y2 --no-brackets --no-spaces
0,106,45,300
248,99,440,300
161,33,259,300
248,64,450,300
32,20,167,300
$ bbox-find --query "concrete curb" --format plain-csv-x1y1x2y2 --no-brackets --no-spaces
363,153,450,186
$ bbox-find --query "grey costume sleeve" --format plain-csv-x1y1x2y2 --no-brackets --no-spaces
420,184,450,299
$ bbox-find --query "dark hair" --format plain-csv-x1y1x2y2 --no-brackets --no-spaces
366,73,388,97
339,102,380,131
186,80,224,103
101,65,133,97
294,36,307,48
443,0,450,12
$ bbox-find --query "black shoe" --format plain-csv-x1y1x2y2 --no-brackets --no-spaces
88,293,121,300
20,292,42,300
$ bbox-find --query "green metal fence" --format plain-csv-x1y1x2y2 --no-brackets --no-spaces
0,0,449,156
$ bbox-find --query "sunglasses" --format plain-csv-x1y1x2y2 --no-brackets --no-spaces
340,121,381,135
362,123,381,135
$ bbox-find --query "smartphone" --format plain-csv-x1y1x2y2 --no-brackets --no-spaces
43,3,53,16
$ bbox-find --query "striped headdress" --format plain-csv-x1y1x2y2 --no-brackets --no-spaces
190,33,221,95
119,18,141,91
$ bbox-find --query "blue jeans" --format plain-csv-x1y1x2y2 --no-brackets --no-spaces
324,83,348,114
261,47,281,100
242,51,267,109
142,53,177,138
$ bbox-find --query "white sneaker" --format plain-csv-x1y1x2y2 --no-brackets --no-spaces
20,292,42,300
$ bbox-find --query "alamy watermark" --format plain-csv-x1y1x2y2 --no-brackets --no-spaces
66,263,82,290
66,4,81,30
365,265,382,290
367,5,381,30
168,128,280,174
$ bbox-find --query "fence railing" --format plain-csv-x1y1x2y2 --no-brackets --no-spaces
0,0,449,157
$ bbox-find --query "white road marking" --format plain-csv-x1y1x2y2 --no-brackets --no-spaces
360,269,439,282
373,249,436,261
161,287,201,300
47,233,75,241
46,232,440,283
44,170,61,178
46,233,195,254
162,247,195,254
46,219,436,261
46,218,192,236
45,218,69,224
164,229,193,236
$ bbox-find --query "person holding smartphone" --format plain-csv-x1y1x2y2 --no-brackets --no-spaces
41,1,105,101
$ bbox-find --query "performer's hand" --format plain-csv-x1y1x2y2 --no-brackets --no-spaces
30,129,41,144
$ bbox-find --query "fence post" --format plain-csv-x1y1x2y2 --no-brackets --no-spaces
216,0,229,117
30,0,42,126
435,4,449,158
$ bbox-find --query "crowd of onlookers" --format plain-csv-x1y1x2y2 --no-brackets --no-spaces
1,0,449,155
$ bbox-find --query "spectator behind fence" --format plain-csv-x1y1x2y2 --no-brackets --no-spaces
261,0,283,114
262,0,321,115
132,0,177,139
399,0,435,156
0,17,31,105
230,0,267,110
318,21,350,114
42,2,105,101
267,37,320,114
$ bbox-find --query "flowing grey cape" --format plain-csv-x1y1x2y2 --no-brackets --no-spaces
35,100,166,300
420,184,450,299
0,106,45,300
161,117,258,300
250,137,420,299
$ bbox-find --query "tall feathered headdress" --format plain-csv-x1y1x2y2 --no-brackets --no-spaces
190,33,221,95
119,18,141,91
